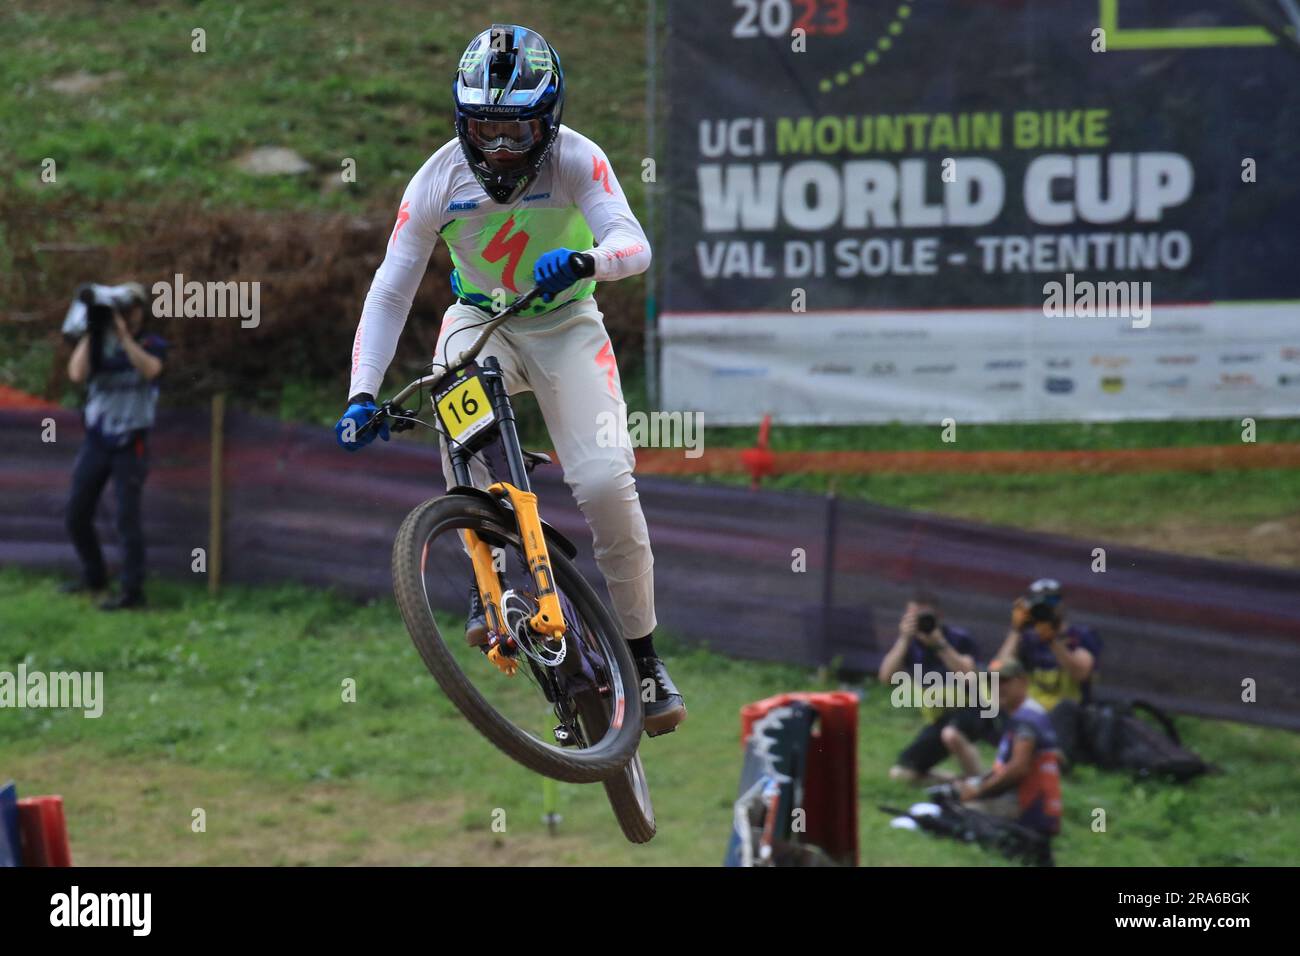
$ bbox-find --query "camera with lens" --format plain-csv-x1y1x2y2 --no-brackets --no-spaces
62,282,146,341
1028,601,1058,623
916,612,938,634
1025,578,1063,627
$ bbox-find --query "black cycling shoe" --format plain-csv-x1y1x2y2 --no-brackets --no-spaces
635,655,686,737
99,591,146,612
466,585,489,647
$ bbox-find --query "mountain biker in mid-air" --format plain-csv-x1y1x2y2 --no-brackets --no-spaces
335,23,685,736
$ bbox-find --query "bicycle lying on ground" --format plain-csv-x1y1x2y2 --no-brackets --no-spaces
357,285,655,843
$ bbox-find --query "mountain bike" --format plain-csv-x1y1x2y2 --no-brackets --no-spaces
359,286,655,842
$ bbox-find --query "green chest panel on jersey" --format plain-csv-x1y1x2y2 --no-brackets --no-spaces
442,206,596,314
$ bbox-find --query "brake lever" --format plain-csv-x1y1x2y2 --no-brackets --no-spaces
388,406,420,433
363,400,420,435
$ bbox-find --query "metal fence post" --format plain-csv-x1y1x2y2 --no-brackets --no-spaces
820,486,839,668
209,393,225,596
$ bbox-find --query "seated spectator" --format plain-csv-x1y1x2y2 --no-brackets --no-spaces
957,659,1063,839
879,591,998,784
994,578,1101,758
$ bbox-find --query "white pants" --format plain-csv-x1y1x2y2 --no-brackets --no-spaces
434,297,656,641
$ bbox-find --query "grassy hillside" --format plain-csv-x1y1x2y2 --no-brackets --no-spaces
1,0,649,212
0,0,655,425
2,568,1295,866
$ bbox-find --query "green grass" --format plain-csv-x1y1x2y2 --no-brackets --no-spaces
698,417,1300,452
0,0,650,214
2,567,1295,865
699,468,1300,529
0,326,60,400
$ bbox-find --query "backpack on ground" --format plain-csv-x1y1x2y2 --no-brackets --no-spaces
1070,698,1212,782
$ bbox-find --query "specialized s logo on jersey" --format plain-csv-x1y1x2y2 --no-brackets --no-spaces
391,201,411,246
483,216,531,292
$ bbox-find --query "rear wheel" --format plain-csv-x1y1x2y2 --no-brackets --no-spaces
392,494,643,784
575,693,656,843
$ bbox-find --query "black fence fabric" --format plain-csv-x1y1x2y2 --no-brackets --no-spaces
3,409,1297,729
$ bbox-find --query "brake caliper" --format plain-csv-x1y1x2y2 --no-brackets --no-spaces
486,636,519,676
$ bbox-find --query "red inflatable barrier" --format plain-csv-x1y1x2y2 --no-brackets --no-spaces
18,795,72,867
741,692,858,866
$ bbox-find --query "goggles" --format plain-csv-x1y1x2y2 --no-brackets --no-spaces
466,118,543,155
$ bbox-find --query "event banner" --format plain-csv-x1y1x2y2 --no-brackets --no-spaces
658,0,1300,424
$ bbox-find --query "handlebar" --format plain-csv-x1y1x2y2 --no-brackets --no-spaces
360,286,545,435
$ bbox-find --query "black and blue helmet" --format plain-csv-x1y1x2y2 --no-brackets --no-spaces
453,24,565,204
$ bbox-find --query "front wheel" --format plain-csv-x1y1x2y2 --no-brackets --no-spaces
392,494,644,784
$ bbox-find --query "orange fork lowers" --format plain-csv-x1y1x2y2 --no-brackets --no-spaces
487,482,567,639
460,527,517,676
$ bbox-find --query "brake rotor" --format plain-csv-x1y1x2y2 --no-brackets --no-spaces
499,588,566,668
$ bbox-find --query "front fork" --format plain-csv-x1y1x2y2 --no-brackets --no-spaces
449,357,568,674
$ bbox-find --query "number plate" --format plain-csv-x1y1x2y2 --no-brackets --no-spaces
434,366,495,444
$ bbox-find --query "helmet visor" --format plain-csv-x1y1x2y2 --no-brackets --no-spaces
466,118,543,169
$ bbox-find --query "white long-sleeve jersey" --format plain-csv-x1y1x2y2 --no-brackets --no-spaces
348,125,651,399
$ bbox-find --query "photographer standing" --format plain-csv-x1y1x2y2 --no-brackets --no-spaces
62,283,167,610
879,591,996,784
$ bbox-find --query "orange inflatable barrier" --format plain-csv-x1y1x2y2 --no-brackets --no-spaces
741,692,858,866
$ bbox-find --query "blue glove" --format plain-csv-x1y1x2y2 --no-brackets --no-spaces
533,249,595,303
335,396,389,452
